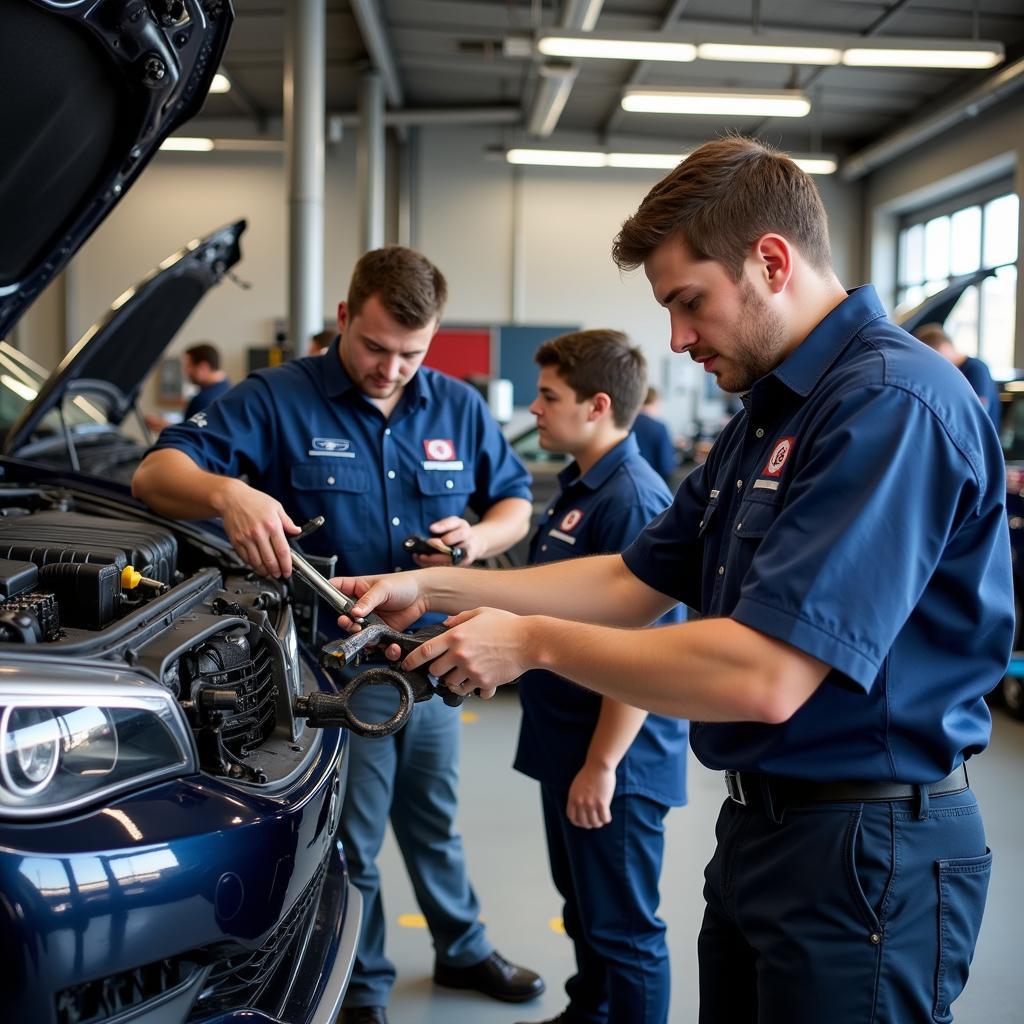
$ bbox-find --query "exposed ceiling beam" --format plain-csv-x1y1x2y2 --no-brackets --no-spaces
527,0,605,137
350,0,405,107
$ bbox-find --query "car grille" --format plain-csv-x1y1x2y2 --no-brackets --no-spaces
188,854,329,1019
55,957,201,1024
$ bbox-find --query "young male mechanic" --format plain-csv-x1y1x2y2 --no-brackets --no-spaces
333,139,1012,1023
515,329,687,1024
131,246,543,1024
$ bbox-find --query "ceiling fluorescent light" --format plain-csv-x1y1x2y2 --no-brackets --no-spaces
607,152,687,169
622,87,810,118
790,155,838,175
698,42,840,65
160,137,215,152
538,35,696,62
842,45,1002,69
209,72,231,93
507,148,607,167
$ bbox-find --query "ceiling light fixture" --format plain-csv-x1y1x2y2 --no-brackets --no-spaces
697,42,840,65
160,137,215,152
538,36,696,62
533,29,1002,70
622,87,811,118
209,72,231,93
505,149,837,174
841,46,1002,69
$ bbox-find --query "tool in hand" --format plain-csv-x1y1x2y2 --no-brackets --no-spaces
403,533,465,565
285,516,467,739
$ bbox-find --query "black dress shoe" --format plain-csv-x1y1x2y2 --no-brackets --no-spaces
338,1007,388,1024
433,950,545,1003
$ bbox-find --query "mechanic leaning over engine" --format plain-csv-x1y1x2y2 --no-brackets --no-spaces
131,246,543,1024
333,138,1014,1024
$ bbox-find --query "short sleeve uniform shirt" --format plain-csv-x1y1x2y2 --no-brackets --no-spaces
623,286,1012,783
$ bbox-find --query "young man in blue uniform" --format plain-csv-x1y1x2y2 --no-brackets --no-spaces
631,387,676,484
515,329,687,1024
131,246,543,1024
334,140,1012,1023
144,342,231,432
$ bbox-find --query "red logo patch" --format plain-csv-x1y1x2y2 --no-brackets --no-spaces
764,436,795,477
560,509,584,532
423,438,456,461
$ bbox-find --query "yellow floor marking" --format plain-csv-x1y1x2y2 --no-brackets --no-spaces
549,917,565,935
397,913,427,929
461,710,479,723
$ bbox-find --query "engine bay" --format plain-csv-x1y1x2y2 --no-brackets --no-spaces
0,485,327,787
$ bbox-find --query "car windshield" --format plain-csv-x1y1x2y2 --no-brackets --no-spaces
0,341,108,437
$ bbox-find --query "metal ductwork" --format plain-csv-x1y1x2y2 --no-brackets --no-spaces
842,55,1024,181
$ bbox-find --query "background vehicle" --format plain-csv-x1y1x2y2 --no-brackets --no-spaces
0,4,360,1022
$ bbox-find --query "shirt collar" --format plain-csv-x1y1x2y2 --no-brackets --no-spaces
320,339,430,409
558,433,640,491
751,285,888,410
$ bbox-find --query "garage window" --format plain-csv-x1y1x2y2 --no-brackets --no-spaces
896,179,1018,373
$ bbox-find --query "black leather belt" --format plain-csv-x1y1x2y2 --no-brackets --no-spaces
724,763,969,810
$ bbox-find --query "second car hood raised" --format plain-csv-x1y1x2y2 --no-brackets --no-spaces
3,219,246,454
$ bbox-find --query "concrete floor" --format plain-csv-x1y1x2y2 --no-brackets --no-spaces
368,691,1024,1024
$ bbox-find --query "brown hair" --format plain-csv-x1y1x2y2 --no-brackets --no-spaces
347,246,447,328
535,329,647,429
185,343,220,370
612,136,832,280
913,322,953,349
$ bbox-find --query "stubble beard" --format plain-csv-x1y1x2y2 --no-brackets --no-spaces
716,281,787,394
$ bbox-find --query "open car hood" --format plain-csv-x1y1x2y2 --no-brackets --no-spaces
0,0,234,342
3,219,246,453
895,268,998,335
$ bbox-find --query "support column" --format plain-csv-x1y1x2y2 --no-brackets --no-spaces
357,71,386,253
284,0,325,353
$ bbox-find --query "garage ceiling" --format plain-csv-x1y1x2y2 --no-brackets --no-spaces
200,1,1024,158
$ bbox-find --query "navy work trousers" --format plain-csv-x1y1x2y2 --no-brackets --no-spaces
541,784,671,1024
339,683,490,1008
698,785,992,1023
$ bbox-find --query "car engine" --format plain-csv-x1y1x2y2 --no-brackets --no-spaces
0,485,327,789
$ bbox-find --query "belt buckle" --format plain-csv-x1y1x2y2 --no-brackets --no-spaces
725,770,747,806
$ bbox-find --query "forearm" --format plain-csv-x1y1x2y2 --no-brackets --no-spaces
470,497,531,559
525,616,827,722
424,554,672,626
132,449,239,519
585,699,648,771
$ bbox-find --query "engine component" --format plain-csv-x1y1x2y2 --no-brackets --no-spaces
39,561,121,630
0,558,37,598
0,591,59,642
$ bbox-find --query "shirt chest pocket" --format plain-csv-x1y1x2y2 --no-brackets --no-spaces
290,462,371,548
729,493,784,572
415,467,476,519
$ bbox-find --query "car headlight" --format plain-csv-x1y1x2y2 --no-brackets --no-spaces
0,674,195,819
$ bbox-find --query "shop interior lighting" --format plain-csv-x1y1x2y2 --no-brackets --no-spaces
159,137,215,152
622,87,811,118
535,30,1002,70
538,36,696,63
506,149,837,175
209,72,232,93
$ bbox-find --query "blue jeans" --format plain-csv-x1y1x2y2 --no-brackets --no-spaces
542,784,671,1024
698,785,992,1023
339,683,490,1008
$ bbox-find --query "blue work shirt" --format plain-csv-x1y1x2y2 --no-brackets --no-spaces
184,377,231,420
515,434,688,806
154,341,532,627
631,412,676,483
623,286,1013,783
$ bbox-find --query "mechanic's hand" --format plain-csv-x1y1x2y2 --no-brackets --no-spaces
331,571,433,635
566,764,615,829
411,516,480,567
401,607,532,697
218,480,301,577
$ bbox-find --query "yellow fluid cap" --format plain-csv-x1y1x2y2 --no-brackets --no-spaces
121,565,142,590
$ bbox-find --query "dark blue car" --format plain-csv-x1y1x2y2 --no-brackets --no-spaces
0,4,360,1021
